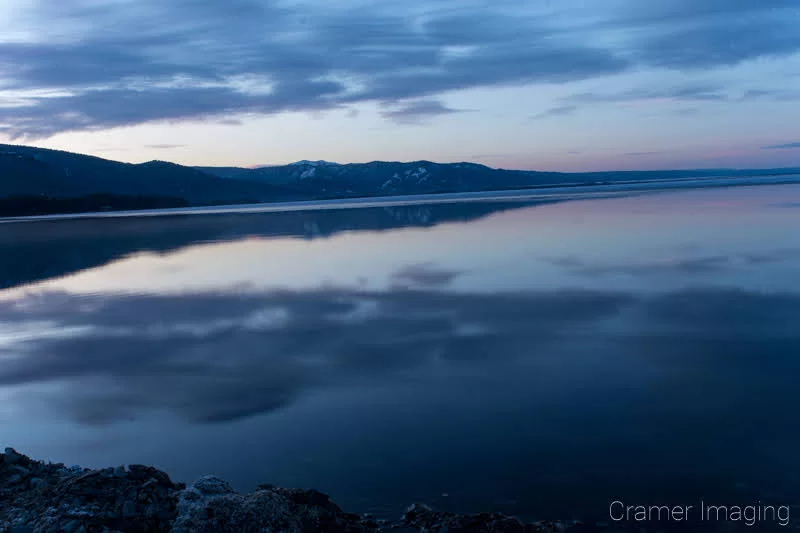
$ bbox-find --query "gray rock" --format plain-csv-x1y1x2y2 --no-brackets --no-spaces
191,475,235,496
1,449,180,533
171,481,378,533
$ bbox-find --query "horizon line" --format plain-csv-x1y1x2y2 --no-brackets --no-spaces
2,141,800,175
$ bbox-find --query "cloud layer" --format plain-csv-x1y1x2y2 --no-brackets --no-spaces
1,0,799,138
763,142,800,150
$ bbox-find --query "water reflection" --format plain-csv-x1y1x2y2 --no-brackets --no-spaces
0,286,636,424
0,200,547,290
1,184,800,524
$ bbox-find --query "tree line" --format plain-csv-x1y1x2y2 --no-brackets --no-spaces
0,194,190,217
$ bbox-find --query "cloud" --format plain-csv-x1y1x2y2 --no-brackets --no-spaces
0,0,628,139
380,100,464,124
762,142,800,150
539,84,729,118
530,105,577,120
613,0,800,68
1,0,800,138
565,84,728,105
1,84,345,139
631,13,800,70
145,143,186,149
738,89,800,102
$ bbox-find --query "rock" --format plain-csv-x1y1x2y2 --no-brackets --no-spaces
171,479,378,533
402,503,543,533
122,500,138,518
191,475,235,496
0,449,181,533
29,477,47,490
62,519,81,533
3,448,24,466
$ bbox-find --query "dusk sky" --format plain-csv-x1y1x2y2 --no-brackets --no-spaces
2,0,800,171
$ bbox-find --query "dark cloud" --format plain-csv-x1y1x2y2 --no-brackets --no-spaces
762,142,800,150
2,84,345,139
0,1,628,138
611,0,800,68
632,15,800,70
565,84,728,105
380,100,464,124
540,84,729,117
739,89,800,102
530,105,577,120
2,0,800,137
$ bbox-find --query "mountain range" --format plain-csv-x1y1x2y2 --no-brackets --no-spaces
2,143,799,216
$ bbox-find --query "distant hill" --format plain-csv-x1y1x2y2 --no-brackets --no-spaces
197,159,800,197
2,143,800,217
0,144,298,208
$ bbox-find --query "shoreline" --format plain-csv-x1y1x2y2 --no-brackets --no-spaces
2,174,799,224
2,449,784,532
1,448,584,533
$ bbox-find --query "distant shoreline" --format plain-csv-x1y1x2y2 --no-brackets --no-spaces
2,173,799,224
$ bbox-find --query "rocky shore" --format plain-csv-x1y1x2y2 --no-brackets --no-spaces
5,448,759,533
0,448,596,533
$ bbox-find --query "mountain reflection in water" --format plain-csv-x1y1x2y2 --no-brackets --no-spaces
1,185,800,523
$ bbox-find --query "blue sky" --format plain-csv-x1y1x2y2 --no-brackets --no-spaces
1,0,800,171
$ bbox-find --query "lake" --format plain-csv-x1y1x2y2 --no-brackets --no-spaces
1,183,800,525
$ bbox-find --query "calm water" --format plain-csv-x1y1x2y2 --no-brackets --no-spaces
2,184,800,524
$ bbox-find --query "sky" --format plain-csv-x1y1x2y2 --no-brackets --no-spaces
1,0,800,171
